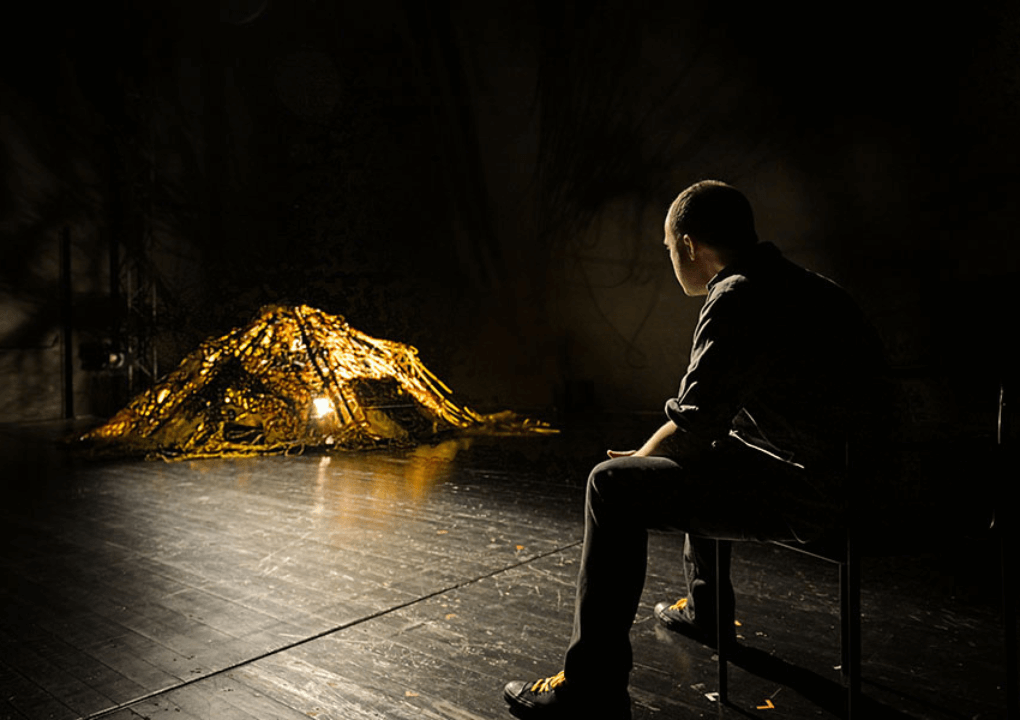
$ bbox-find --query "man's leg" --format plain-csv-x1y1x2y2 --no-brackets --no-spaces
684,534,734,626
651,535,736,645
561,456,681,688
504,444,834,717
504,455,683,718
655,440,841,643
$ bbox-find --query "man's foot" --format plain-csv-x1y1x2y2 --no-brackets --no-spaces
654,597,735,648
503,670,631,719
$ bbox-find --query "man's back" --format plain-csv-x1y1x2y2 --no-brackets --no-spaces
666,242,887,472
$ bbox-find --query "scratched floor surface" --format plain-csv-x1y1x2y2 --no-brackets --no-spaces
0,418,1012,720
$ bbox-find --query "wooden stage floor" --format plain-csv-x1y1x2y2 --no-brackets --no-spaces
0,418,1011,720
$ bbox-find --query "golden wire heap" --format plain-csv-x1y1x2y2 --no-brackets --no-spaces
79,304,554,460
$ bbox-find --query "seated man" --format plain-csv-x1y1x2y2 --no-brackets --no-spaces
503,180,887,719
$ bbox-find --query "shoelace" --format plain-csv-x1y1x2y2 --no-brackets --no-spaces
669,597,688,612
530,670,566,694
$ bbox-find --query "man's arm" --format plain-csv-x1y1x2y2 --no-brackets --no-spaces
607,420,704,459
609,281,766,461
665,279,770,447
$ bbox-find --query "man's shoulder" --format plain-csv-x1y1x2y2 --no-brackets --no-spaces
706,252,797,302
708,271,751,296
705,251,864,333
709,243,800,292
723,249,850,299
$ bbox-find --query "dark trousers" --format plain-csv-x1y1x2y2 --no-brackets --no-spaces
561,440,840,689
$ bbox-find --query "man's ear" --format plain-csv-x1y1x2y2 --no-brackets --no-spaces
681,234,697,260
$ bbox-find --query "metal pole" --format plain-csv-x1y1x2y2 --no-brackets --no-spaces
1000,381,1017,719
716,538,728,703
61,226,74,419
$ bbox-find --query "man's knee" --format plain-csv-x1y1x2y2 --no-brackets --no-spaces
585,459,641,526
586,456,675,507
586,459,626,506
585,455,693,529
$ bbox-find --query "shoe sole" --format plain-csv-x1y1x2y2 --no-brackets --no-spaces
504,682,631,719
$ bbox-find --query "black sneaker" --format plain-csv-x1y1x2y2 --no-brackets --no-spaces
503,671,631,719
654,597,735,648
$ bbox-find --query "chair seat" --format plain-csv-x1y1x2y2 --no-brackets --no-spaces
771,536,846,564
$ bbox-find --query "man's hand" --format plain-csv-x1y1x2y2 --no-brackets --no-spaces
606,421,680,459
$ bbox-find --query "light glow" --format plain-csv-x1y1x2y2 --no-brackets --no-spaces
313,397,334,418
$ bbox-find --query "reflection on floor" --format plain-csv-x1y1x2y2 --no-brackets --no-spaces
0,417,1012,719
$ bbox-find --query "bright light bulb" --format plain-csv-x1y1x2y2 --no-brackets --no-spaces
313,397,333,418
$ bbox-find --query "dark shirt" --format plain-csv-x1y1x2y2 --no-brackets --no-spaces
664,242,887,473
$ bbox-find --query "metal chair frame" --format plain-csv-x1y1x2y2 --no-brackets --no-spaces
713,380,1015,719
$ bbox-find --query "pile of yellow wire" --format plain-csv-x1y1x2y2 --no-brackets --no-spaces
79,305,554,460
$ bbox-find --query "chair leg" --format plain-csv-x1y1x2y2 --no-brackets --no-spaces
717,538,729,704
840,561,850,678
1002,524,1018,719
840,528,861,719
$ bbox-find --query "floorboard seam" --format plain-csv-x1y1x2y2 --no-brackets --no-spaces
77,539,582,720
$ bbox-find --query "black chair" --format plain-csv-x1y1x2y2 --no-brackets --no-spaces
713,379,1015,719
997,379,1017,719
713,442,860,716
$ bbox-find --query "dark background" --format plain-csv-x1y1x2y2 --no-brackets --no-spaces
2,0,1018,428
